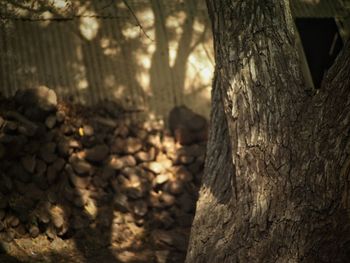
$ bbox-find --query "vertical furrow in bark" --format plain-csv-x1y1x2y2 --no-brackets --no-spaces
205,73,236,203
186,72,237,263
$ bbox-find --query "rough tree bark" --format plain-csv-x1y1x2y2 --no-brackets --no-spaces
186,1,350,262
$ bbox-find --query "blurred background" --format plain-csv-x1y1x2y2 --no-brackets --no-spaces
1,0,349,121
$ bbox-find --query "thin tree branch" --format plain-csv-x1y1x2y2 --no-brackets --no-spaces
121,0,154,42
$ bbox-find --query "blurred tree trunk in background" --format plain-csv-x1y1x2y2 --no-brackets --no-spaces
186,0,350,262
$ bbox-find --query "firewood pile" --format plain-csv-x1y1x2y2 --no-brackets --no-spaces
0,86,207,262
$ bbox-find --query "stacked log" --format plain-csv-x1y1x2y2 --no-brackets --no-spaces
0,87,207,262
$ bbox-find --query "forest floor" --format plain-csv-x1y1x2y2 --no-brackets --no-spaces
0,233,173,262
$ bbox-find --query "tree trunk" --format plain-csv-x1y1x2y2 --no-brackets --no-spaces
186,1,350,262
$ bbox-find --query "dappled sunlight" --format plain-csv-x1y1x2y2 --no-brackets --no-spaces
100,38,120,56
300,0,320,4
52,0,68,9
77,79,88,90
193,19,206,35
84,197,98,219
39,12,54,27
135,8,155,41
139,54,152,69
169,48,179,68
1,236,88,262
122,26,143,40
110,211,147,249
187,53,213,85
146,42,157,54
112,85,127,99
251,183,269,220
167,11,187,67
79,13,100,40
136,71,151,93
0,0,213,120
167,11,187,32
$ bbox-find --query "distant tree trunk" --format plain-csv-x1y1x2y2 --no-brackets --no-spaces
186,1,350,262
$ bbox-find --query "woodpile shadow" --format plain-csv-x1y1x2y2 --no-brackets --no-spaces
0,88,208,263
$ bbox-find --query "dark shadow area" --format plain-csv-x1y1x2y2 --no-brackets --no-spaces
295,17,343,88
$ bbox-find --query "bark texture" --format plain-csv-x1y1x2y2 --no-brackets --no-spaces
186,0,350,262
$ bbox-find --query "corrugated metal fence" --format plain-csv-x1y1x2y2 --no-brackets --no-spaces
0,0,214,119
